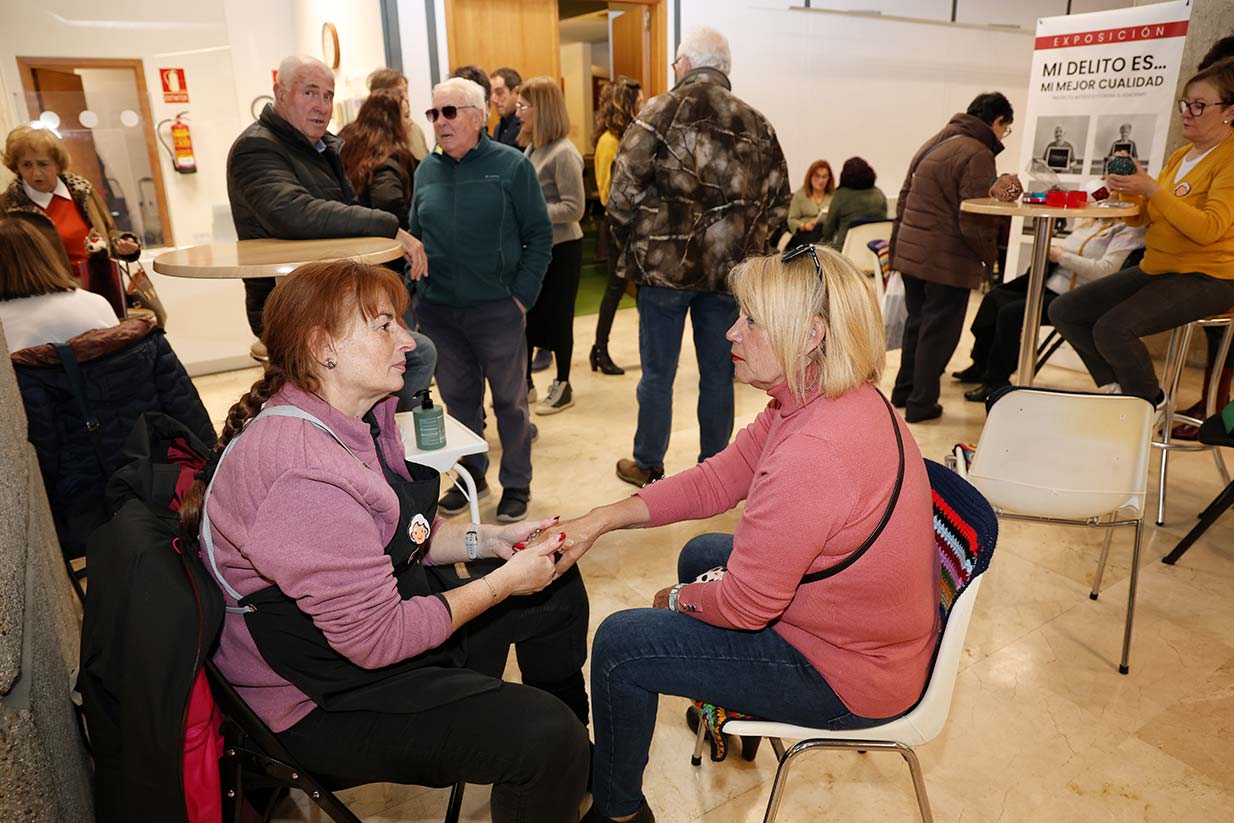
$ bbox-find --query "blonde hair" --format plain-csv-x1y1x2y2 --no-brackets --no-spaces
729,246,885,400
4,125,72,174
518,76,570,148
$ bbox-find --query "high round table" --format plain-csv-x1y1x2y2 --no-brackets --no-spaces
151,236,403,279
959,197,1140,386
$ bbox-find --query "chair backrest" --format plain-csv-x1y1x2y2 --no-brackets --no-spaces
898,460,998,742
840,220,893,273
968,388,1154,519
868,239,891,303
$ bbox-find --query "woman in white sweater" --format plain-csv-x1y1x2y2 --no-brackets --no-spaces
955,218,1145,402
1,217,117,354
518,76,586,415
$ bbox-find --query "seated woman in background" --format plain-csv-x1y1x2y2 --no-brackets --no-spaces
956,218,1145,402
1049,60,1234,402
818,156,888,251
0,217,117,353
786,159,835,246
557,245,938,823
181,261,590,823
2,126,140,295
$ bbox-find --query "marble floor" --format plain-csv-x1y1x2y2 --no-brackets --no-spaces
192,298,1234,823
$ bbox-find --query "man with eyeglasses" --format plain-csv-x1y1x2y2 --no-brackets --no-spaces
607,26,791,488
490,67,524,147
227,55,427,356
408,76,553,523
890,91,1014,423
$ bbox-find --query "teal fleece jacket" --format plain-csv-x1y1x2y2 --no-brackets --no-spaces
409,134,553,309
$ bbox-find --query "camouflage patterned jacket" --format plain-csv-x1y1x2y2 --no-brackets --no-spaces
606,67,791,293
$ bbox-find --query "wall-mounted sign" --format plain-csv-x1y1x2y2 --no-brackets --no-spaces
160,68,189,104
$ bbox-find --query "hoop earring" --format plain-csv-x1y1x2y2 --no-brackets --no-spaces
325,357,337,370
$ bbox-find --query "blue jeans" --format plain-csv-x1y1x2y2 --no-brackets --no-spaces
395,329,438,412
633,287,738,469
590,534,873,818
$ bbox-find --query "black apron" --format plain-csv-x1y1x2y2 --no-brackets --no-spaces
201,405,497,715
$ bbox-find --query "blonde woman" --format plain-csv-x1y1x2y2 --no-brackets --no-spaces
517,76,586,414
559,245,939,823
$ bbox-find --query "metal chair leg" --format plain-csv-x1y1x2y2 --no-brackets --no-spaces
443,782,465,823
1090,515,1116,600
897,743,935,823
1157,325,1192,525
1119,520,1144,675
691,712,708,766
1162,479,1234,565
761,740,808,823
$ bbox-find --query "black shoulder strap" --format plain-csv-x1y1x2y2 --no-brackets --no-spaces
910,133,965,181
800,388,906,585
55,343,109,479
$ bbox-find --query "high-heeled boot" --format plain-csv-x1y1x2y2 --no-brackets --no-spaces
1173,367,1232,440
590,345,625,375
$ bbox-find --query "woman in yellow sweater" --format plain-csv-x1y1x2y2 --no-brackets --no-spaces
591,77,644,376
1049,61,1234,401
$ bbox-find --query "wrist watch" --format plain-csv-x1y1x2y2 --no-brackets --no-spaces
465,528,480,561
667,583,687,612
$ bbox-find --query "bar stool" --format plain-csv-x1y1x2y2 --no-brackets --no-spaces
1153,312,1234,525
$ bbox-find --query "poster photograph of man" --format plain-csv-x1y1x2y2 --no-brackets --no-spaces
1032,115,1089,174
1089,113,1158,175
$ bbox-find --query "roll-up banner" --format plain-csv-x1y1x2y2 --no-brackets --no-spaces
1003,0,1192,283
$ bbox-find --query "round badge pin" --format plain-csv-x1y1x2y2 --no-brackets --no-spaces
408,513,432,546
1175,182,1191,197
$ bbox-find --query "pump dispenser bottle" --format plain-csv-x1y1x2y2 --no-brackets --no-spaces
412,389,446,450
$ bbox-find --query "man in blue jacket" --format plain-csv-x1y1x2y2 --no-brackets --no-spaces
410,77,552,523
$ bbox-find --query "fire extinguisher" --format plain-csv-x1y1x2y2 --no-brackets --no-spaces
156,112,197,174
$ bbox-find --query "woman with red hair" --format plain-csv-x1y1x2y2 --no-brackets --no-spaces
339,89,417,230
786,159,835,246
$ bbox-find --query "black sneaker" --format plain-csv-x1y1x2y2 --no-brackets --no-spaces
535,380,574,415
439,478,489,516
496,487,530,523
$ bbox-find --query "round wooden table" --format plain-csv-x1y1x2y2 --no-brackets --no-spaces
959,197,1140,386
151,237,403,279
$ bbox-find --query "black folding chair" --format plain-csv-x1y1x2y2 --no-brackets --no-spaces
1161,412,1234,566
206,662,465,823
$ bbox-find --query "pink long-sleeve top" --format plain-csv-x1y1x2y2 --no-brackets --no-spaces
205,384,453,732
637,381,940,719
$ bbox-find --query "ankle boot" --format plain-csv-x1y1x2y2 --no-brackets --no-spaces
1173,367,1232,440
590,345,625,375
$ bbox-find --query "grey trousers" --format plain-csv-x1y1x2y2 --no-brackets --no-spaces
1048,266,1234,398
416,297,532,489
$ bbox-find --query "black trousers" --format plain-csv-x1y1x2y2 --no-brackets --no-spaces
243,277,277,337
969,276,1061,382
277,565,591,823
594,215,627,349
893,273,971,413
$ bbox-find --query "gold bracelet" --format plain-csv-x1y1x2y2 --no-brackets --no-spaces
482,575,499,602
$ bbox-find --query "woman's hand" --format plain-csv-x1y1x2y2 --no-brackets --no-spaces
493,531,565,596
1106,160,1159,199
1047,243,1065,264
652,585,674,610
802,220,816,232
114,237,140,256
486,516,560,560
553,509,612,574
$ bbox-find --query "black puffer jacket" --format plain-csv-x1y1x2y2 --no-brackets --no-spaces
11,318,215,555
226,104,399,243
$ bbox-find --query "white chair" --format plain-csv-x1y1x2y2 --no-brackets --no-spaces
396,412,489,524
691,461,998,823
959,387,1154,673
839,220,893,274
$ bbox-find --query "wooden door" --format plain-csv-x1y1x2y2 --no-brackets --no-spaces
611,4,650,92
445,0,561,84
26,68,107,196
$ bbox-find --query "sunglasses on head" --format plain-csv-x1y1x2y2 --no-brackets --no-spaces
782,243,823,279
425,104,478,122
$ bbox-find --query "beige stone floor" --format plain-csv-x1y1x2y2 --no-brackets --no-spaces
193,297,1234,823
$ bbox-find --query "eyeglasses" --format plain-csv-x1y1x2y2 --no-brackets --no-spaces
425,104,479,122
1003,125,1013,137
1178,98,1219,117
783,243,823,279
516,102,532,112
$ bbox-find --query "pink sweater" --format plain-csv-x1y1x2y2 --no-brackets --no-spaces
205,385,453,732
638,381,940,718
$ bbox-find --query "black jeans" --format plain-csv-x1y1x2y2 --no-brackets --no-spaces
594,215,628,349
242,277,276,337
1048,266,1234,398
969,276,1061,383
277,565,591,823
893,274,971,412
